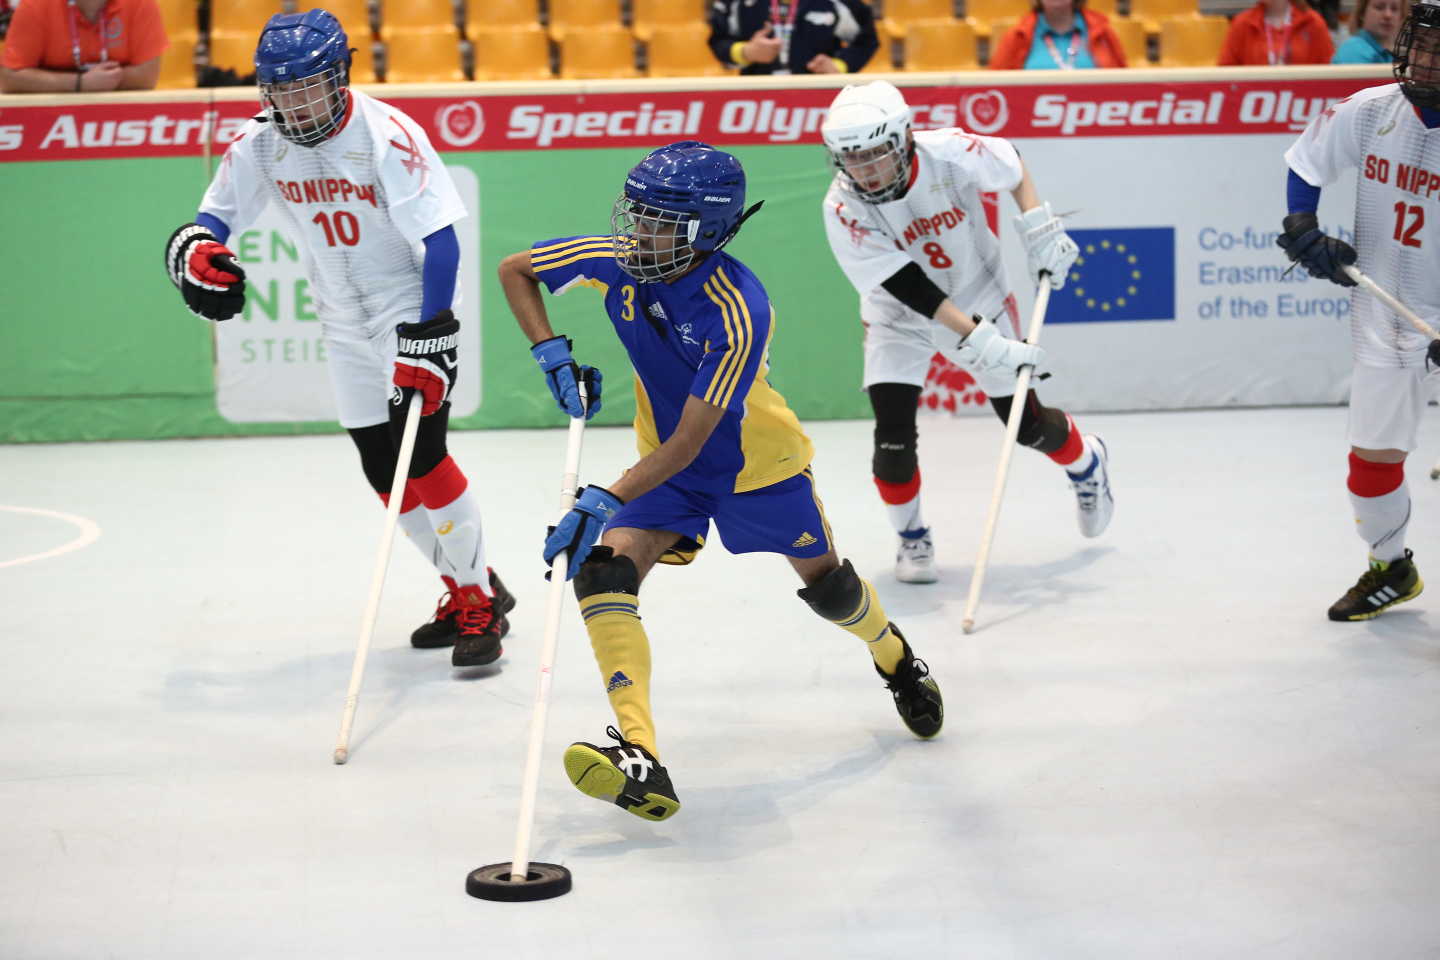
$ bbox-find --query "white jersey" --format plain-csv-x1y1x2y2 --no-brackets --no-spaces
199,89,465,331
822,128,1024,322
1286,83,1440,368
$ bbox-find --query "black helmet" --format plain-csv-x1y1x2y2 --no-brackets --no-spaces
1394,0,1440,109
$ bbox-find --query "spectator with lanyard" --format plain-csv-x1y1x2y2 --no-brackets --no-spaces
707,0,878,75
0,0,166,92
989,0,1128,70
1333,0,1403,61
1218,0,1334,65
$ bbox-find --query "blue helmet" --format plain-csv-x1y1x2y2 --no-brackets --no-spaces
254,10,351,147
611,141,759,283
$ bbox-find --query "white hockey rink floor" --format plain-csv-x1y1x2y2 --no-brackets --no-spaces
3,407,1438,960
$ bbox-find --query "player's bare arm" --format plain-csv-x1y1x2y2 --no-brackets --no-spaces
499,250,556,343
502,249,604,421
608,396,727,504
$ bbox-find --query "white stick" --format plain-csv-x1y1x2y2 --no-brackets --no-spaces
509,388,589,882
1343,265,1440,339
961,279,1053,635
333,393,423,765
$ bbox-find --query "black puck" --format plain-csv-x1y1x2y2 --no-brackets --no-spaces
466,862,572,901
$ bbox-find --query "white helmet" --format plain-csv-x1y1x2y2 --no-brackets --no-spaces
821,80,914,203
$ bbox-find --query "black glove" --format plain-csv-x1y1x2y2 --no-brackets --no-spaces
165,223,247,320
1276,213,1357,287
1428,338,1440,372
392,310,459,417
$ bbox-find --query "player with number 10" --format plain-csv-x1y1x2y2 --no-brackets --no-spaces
162,9,514,666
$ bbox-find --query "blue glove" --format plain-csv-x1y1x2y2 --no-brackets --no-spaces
544,485,623,580
1276,213,1357,287
531,335,603,420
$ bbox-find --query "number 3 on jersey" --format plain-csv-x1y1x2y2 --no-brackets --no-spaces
922,242,953,269
313,210,361,247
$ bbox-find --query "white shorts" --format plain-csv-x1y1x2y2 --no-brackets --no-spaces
324,317,401,429
1346,363,1440,452
860,293,1023,397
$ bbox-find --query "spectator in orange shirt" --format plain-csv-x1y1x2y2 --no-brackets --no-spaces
1218,0,1335,65
990,0,1128,69
1,0,167,92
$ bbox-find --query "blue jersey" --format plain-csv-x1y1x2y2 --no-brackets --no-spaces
531,236,813,494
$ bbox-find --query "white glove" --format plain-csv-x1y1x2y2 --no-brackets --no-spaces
956,321,1046,381
1016,202,1078,290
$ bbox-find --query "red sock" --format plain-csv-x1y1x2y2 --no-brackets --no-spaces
1048,415,1085,467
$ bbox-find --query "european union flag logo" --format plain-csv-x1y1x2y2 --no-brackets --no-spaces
1047,227,1176,324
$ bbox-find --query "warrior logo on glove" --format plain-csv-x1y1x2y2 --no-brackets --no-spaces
393,310,460,416
165,223,247,321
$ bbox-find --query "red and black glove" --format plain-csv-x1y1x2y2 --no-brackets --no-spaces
392,310,459,417
164,223,246,321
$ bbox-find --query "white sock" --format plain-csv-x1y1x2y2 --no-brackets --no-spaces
1349,483,1411,564
397,506,456,579
427,490,490,591
886,495,925,537
1065,437,1097,478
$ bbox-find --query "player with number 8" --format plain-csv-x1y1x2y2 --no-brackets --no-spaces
163,9,515,667
818,80,1114,585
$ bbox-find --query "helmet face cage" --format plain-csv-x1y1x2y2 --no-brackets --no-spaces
828,131,911,203
1395,3,1440,109
611,194,700,283
260,61,349,147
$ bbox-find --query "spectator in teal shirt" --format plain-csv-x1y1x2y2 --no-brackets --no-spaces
1333,0,1402,61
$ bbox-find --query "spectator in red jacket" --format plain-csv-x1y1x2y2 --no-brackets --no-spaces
990,0,1128,69
1,0,167,92
1218,0,1335,65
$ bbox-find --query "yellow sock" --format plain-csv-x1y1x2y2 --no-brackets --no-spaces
579,592,658,759
836,577,904,674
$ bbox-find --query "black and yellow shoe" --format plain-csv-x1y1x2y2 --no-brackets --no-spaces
875,626,943,739
562,726,680,822
1328,549,1424,621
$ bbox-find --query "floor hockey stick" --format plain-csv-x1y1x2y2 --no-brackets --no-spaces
467,384,589,902
333,392,423,765
1340,267,1440,481
962,275,1052,635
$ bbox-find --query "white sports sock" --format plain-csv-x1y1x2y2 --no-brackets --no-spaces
427,490,489,591
886,495,925,537
1349,483,1411,564
1065,437,1097,478
397,506,456,578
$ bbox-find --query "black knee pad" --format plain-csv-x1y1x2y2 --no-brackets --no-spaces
796,558,864,621
989,390,1069,454
573,547,640,600
868,383,920,483
347,423,398,495
389,400,451,478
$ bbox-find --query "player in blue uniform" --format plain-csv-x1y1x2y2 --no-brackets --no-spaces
498,141,944,822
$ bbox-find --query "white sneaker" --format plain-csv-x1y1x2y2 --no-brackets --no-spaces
1068,435,1114,538
896,529,939,583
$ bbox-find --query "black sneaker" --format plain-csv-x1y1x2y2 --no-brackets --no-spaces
412,569,515,649
562,726,680,822
451,583,511,667
875,625,943,739
1328,549,1424,621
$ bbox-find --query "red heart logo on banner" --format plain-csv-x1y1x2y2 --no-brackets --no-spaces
962,91,1009,134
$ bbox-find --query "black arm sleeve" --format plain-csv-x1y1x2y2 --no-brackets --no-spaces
707,1,741,65
835,0,880,72
880,261,948,319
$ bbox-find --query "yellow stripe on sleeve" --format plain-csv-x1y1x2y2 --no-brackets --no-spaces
711,267,755,409
532,239,617,273
701,277,743,406
531,235,614,259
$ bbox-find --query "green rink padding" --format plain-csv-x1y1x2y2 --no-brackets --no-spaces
0,146,867,443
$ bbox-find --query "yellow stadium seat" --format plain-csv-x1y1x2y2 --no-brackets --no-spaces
983,16,1019,46
464,0,539,31
1087,0,1118,14
1130,0,1198,33
206,31,258,72
210,0,285,37
547,0,623,40
158,32,198,88
861,25,898,71
471,24,553,80
380,0,456,34
557,23,638,77
156,0,199,37
964,0,1023,38
632,0,706,39
348,39,378,82
324,0,376,37
887,0,956,23
902,18,978,69
1157,14,1228,65
383,28,464,81
1110,15,1149,64
645,22,726,76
